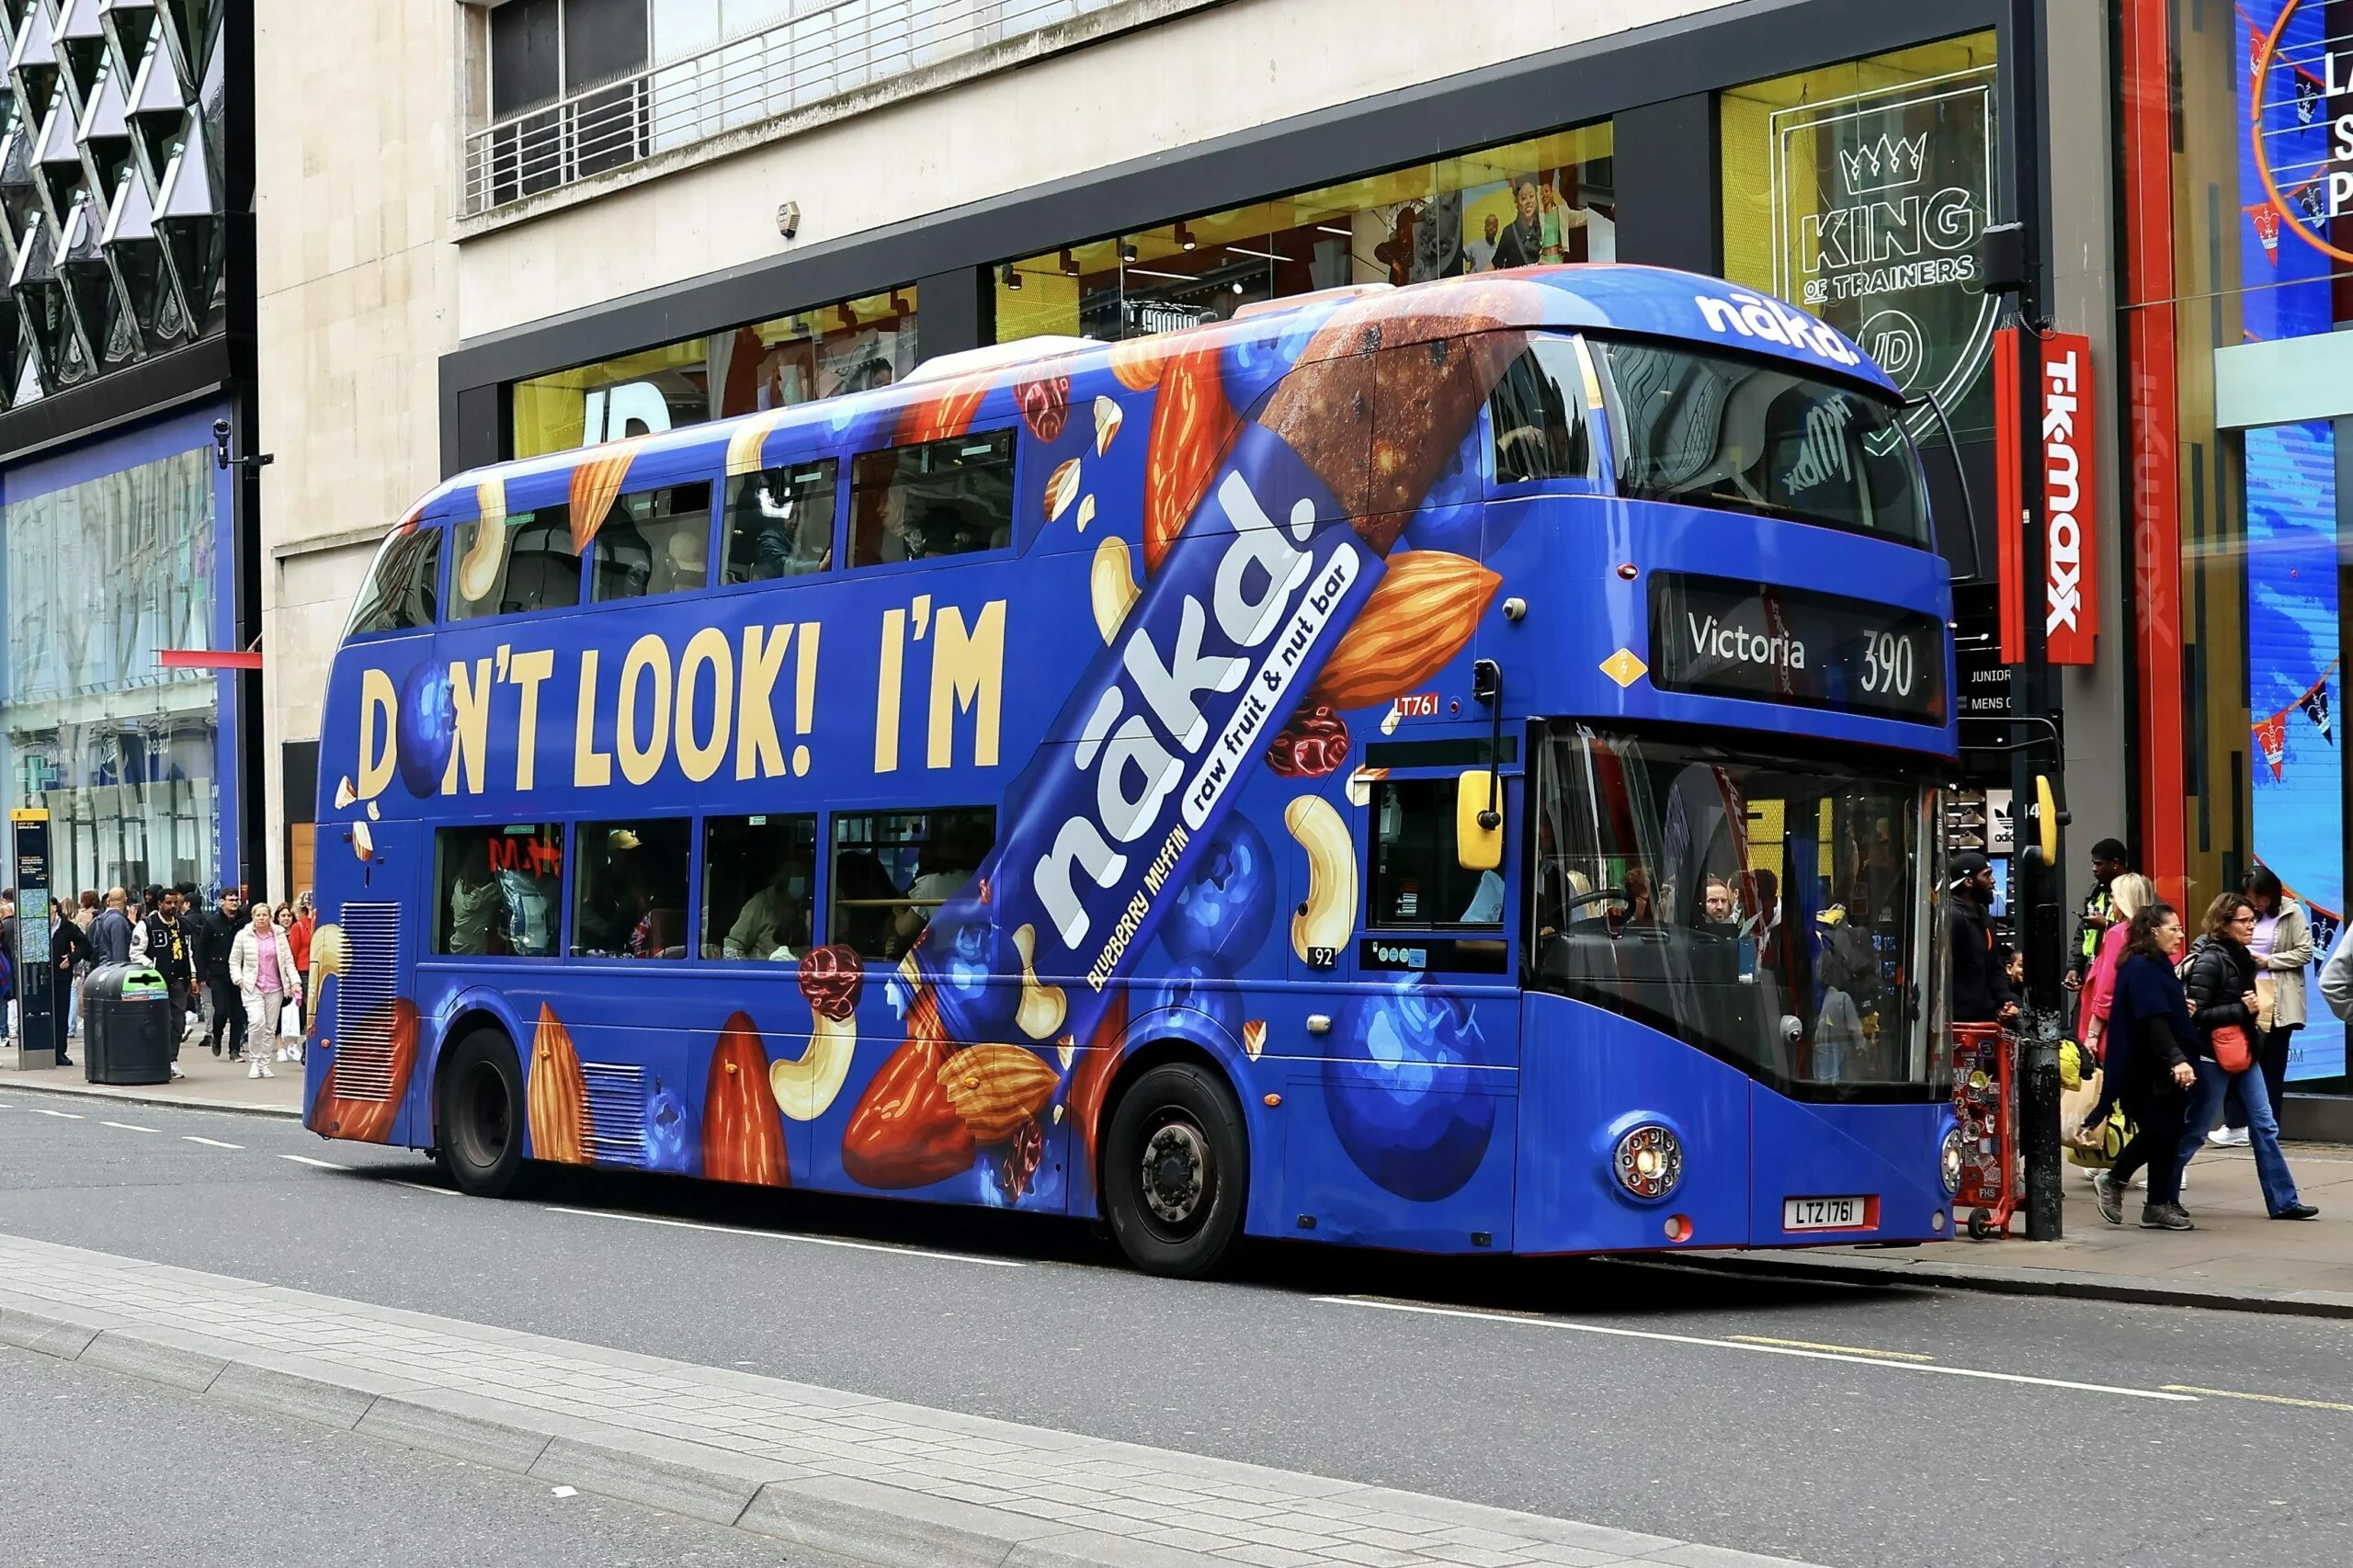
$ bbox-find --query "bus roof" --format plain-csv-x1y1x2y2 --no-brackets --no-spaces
403,265,1896,528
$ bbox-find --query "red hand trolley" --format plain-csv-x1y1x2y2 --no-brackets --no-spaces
1949,1022,2019,1240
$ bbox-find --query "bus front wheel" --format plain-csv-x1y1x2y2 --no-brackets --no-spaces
1103,1062,1247,1278
437,1028,525,1199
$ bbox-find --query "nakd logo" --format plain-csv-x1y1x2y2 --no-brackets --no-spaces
1692,290,1862,370
1996,328,2098,666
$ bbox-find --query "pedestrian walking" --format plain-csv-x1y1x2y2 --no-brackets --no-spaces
2218,865,2312,1146
90,888,135,966
48,901,92,1065
229,902,297,1080
132,889,198,1080
286,892,314,1036
200,888,246,1060
2069,872,2157,1182
2092,903,2201,1229
2064,837,2131,1001
2176,892,2317,1221
1947,852,2019,1028
72,891,97,1040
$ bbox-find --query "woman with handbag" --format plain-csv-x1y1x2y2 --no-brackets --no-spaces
2093,903,2203,1227
2072,874,2156,1176
2175,893,2316,1221
2214,866,2311,1147
227,901,298,1081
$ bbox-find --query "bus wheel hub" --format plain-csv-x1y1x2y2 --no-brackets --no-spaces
1142,1124,1207,1224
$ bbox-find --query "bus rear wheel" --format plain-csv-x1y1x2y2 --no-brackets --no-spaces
1103,1062,1246,1278
437,1028,524,1198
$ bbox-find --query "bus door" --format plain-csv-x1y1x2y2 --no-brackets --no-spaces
1281,757,1521,1251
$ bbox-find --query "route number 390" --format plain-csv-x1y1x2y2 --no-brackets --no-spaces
1860,631,1915,697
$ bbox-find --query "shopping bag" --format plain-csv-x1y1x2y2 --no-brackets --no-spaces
278,1000,301,1039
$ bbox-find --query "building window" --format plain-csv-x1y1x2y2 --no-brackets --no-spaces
703,813,818,960
994,123,1612,344
435,824,566,957
510,289,917,459
829,808,995,960
573,817,692,959
589,482,712,601
449,508,581,620
1718,33,1999,441
723,460,837,583
849,429,1016,567
486,0,652,201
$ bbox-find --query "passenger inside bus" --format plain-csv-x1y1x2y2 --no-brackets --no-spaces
849,429,1016,566
891,814,990,953
447,839,506,956
594,483,711,601
574,820,690,960
724,461,836,582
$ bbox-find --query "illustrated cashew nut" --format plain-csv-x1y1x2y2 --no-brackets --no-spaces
306,924,347,1018
1285,794,1357,962
455,477,510,606
1010,924,1067,1040
769,1012,856,1122
1091,534,1140,642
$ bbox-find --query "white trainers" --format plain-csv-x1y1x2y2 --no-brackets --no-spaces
246,1060,263,1079
2207,1126,2252,1148
169,1063,185,1080
259,1059,275,1078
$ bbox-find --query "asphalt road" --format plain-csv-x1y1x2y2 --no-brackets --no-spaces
0,1342,851,1567
4,1090,2349,1568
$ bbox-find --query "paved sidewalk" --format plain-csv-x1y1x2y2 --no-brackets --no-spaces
0,1034,303,1118
1683,1142,2353,1317
0,1233,1814,1568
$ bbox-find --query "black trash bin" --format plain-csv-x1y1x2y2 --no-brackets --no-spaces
84,964,174,1085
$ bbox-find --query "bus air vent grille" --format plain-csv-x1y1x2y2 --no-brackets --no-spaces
582,1062,648,1166
334,903,403,1103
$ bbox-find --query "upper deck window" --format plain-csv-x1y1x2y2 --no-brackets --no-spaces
724,460,837,583
849,429,1016,567
344,527,441,637
592,483,713,602
449,507,581,620
1594,340,1929,549
1487,337,1600,486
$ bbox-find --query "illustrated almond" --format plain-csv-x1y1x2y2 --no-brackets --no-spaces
1068,992,1129,1181
1243,1019,1267,1061
1108,336,1169,392
528,1004,591,1165
1091,534,1140,642
842,1035,976,1187
1045,457,1082,522
938,1043,1061,1145
1142,342,1233,574
1307,551,1500,710
333,776,357,810
1094,395,1123,453
893,372,993,447
568,442,640,556
1076,494,1096,533
706,1015,790,1187
306,997,417,1145
351,821,374,860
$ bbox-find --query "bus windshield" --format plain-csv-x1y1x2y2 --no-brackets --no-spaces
1529,725,1945,1100
1593,337,1930,549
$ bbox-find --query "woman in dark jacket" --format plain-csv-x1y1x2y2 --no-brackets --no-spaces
2175,893,2314,1220
2092,903,2201,1229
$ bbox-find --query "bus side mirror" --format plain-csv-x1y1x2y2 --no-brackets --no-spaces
1456,769,1502,870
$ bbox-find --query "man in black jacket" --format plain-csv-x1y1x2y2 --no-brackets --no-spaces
200,889,245,1060
134,890,198,1074
1949,853,2019,1028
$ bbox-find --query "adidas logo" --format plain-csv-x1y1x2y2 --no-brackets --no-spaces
1836,131,1929,196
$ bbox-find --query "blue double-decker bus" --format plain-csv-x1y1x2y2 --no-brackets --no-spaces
308,264,1960,1276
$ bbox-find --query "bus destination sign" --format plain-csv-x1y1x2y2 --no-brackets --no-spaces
1646,573,1948,726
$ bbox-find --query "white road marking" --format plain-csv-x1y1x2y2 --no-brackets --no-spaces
2163,1384,2353,1414
100,1121,158,1133
1318,1296,2199,1403
278,1154,349,1171
29,1108,83,1119
390,1180,460,1197
544,1206,1026,1267
182,1136,244,1150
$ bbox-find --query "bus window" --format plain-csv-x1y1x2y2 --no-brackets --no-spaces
723,460,837,583
1368,778,1505,928
848,428,1015,567
434,824,564,957
449,508,581,620
1487,337,1597,485
703,813,818,961
1592,339,1929,548
572,818,691,960
343,526,440,637
829,807,995,960
591,483,713,603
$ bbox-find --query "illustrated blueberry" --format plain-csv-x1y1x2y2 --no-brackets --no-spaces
1159,813,1276,970
1324,972,1496,1202
643,1075,699,1176
1145,959,1242,1051
921,915,1020,1045
396,660,456,798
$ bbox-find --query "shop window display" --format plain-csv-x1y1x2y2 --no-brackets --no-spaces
993,123,1613,344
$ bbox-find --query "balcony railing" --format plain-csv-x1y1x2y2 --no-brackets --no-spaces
461,0,1140,216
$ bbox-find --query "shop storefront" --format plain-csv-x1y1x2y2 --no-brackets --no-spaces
2120,0,2353,1097
0,408,243,901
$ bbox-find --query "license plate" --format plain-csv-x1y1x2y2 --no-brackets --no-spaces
1782,1195,1874,1232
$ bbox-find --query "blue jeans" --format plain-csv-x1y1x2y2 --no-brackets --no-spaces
2177,1057,2302,1214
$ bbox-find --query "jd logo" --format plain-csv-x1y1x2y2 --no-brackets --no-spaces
1768,63,1997,435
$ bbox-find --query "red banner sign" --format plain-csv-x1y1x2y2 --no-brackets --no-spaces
1995,327,2098,665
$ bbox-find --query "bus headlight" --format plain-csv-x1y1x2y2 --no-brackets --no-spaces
1940,1127,1966,1196
1613,1124,1682,1200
